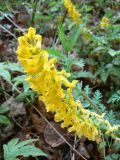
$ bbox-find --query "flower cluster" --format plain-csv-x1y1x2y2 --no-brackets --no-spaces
16,27,119,143
100,16,110,29
64,0,81,24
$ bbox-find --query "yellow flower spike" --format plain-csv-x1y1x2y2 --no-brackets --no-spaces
100,16,110,29
64,0,81,24
16,27,119,143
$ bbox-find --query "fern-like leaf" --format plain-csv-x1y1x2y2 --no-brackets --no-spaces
3,138,47,160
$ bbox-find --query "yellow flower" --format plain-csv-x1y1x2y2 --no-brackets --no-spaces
64,0,81,24
100,16,110,29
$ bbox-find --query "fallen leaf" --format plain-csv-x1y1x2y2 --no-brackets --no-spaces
44,121,66,148
2,97,26,117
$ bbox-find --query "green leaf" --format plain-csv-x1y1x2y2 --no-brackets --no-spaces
73,59,85,68
3,138,47,160
94,67,109,82
108,68,120,78
108,49,120,57
4,139,37,159
58,23,70,53
7,138,19,150
93,46,108,53
72,71,94,79
47,47,65,59
69,25,84,50
17,145,47,157
5,63,23,72
0,62,23,83
111,153,119,159
15,139,37,148
108,90,120,103
100,70,109,82
98,141,106,149
0,106,9,114
16,90,35,102
105,155,113,160
0,68,11,83
12,75,30,92
0,115,11,124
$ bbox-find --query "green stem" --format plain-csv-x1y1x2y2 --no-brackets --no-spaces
31,0,38,26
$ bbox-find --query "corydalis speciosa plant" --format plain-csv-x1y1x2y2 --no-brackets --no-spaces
64,0,92,41
16,28,119,143
64,0,81,24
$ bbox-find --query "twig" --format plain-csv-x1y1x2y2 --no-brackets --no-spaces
0,10,24,32
72,134,77,160
0,24,17,40
12,116,23,129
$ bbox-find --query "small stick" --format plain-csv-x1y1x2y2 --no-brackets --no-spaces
72,134,77,160
0,24,17,40
0,11,24,32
